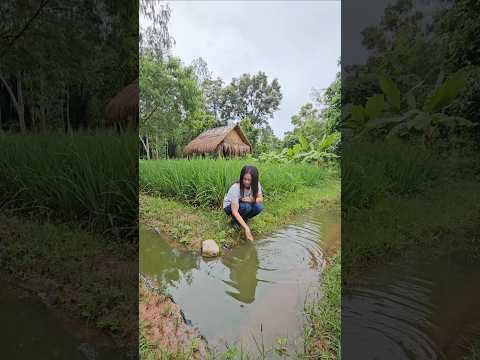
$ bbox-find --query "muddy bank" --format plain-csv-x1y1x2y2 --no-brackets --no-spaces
139,275,208,359
0,215,138,352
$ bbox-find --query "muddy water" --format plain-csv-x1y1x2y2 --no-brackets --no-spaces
0,282,125,360
140,208,339,355
343,253,480,359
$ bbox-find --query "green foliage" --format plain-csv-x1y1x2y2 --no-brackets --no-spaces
0,130,137,236
344,73,475,142
379,75,401,112
342,141,445,210
1,0,137,131
219,72,282,127
139,159,327,208
140,54,214,158
304,253,341,360
423,71,466,113
344,0,480,141
278,70,341,164
1,215,137,341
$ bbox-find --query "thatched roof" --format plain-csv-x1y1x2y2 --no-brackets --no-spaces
183,123,252,156
105,80,139,126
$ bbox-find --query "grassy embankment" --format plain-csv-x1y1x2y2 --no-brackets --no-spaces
0,131,138,346
304,253,341,360
139,158,340,250
342,141,480,276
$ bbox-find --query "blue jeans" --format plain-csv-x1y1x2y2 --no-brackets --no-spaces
224,202,263,226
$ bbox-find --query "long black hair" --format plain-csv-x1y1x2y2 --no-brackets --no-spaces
238,165,259,199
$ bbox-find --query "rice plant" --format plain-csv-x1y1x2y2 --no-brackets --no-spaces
0,130,138,236
139,158,329,208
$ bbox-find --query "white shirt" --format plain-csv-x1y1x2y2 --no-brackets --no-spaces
223,182,263,209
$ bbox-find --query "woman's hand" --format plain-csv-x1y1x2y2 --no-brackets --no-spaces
241,196,255,203
244,226,254,242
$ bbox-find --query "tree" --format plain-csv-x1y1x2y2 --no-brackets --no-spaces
0,0,138,132
140,0,174,61
316,71,341,136
190,57,225,126
220,72,282,126
140,54,214,158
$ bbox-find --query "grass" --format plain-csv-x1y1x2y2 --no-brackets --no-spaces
0,130,137,237
342,141,446,210
304,253,341,360
463,339,480,360
139,321,205,360
342,141,480,275
140,180,339,249
140,159,334,208
0,214,138,346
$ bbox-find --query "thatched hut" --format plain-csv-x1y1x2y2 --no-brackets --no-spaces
183,123,252,157
104,80,139,128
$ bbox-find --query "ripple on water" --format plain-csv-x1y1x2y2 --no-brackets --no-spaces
139,209,339,355
343,254,480,359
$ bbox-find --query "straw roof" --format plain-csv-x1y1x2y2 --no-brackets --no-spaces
183,123,252,156
105,80,139,126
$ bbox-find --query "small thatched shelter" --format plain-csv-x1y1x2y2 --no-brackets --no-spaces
105,80,139,128
183,123,252,157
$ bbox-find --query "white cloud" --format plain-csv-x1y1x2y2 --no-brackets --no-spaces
167,0,341,138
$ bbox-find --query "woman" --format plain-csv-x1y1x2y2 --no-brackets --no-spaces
223,165,264,241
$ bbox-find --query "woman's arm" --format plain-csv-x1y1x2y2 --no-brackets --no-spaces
256,195,263,203
231,201,254,241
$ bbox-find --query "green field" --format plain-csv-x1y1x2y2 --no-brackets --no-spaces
140,158,335,208
0,131,137,236
342,141,480,275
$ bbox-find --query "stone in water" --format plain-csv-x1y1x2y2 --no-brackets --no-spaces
202,239,219,257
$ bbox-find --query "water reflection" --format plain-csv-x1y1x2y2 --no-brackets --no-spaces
221,243,260,304
1,282,122,359
139,228,198,287
139,208,339,354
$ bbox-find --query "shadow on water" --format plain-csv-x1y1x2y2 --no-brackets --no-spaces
0,282,124,360
139,208,340,355
343,252,480,359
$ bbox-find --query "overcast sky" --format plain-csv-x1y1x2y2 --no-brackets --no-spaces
166,1,341,138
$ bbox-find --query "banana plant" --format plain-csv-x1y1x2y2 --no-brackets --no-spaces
344,70,475,141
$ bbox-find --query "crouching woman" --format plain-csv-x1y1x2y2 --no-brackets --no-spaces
223,165,263,241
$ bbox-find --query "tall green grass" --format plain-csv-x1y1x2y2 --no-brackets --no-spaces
0,130,137,236
342,141,446,210
139,158,331,208
304,253,341,359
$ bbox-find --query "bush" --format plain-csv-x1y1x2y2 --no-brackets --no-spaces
139,158,329,208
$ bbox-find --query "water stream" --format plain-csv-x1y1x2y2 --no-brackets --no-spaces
343,252,480,359
0,281,124,360
140,208,339,355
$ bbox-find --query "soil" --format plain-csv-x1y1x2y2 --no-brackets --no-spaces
139,280,208,359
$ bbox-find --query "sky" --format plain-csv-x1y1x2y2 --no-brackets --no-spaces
165,1,341,138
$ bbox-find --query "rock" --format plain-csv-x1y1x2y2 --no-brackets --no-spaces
201,240,219,257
